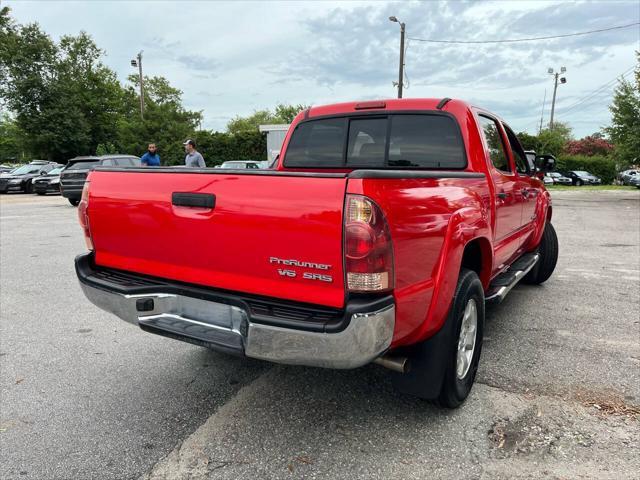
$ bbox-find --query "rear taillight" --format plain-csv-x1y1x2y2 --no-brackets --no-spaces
344,195,394,292
78,181,93,250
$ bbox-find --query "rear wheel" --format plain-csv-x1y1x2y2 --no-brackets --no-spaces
436,269,485,408
523,222,558,284
576,179,583,186
24,182,33,194
68,198,80,206
391,268,484,409
36,191,46,196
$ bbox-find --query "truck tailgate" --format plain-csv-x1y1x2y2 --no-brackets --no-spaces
87,170,348,308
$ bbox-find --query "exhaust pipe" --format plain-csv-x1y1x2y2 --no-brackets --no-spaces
373,354,410,373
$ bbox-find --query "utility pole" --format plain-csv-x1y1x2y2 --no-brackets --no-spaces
389,16,405,99
131,51,145,120
539,89,546,135
547,67,567,130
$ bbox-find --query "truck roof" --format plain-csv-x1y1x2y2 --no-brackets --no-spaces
304,98,474,119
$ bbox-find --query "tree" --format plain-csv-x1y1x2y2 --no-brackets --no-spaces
226,103,309,134
0,114,27,162
516,131,539,151
115,75,202,165
563,135,613,156
604,53,640,167
0,9,124,161
536,122,572,157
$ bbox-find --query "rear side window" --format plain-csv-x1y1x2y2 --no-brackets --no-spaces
285,118,345,167
284,114,466,169
389,115,465,168
478,116,510,173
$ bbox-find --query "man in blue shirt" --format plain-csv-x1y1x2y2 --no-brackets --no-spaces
140,143,161,166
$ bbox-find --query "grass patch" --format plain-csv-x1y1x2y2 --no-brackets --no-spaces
546,184,639,191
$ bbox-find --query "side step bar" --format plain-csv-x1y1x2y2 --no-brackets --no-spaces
485,253,540,304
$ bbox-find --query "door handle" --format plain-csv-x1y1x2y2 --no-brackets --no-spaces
172,192,216,208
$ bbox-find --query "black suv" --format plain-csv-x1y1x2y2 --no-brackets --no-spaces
60,155,140,206
0,160,60,194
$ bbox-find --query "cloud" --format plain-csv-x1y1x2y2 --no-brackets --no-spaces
275,0,638,91
175,55,219,72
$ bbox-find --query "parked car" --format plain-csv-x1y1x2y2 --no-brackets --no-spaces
32,165,65,195
542,175,554,185
0,161,60,194
60,155,140,206
74,97,558,409
547,172,572,185
219,160,262,169
629,175,640,189
563,170,602,186
619,169,640,185
0,164,16,174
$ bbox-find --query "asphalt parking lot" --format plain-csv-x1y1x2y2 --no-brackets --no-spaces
1,190,639,480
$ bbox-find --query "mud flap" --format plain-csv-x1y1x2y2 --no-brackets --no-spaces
390,311,455,399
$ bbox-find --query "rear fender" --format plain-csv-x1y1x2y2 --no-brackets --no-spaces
404,206,492,345
524,190,551,252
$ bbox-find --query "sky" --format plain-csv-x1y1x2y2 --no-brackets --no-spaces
4,0,639,137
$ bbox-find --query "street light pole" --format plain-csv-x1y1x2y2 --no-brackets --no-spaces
389,16,405,99
131,51,145,120
137,51,145,120
548,67,566,130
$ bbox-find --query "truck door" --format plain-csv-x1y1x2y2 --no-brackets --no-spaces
503,125,539,231
477,115,523,270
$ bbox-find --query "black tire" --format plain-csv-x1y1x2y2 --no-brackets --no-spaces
391,268,484,409
68,198,80,206
24,182,33,194
36,191,46,196
576,179,583,186
523,222,558,285
435,269,485,408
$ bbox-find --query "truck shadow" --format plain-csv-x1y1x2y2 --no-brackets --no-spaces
136,348,494,477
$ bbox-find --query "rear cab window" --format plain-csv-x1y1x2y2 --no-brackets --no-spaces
284,113,466,169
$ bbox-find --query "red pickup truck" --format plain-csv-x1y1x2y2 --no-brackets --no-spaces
75,98,558,408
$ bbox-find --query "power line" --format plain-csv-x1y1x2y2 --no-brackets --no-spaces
403,37,410,89
556,67,635,117
407,22,639,44
559,69,631,112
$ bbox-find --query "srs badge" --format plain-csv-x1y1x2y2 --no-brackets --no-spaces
269,257,334,283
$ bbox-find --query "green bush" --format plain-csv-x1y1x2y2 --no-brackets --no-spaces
194,131,267,167
556,155,617,184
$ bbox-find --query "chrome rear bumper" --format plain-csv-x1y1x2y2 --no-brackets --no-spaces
78,265,394,370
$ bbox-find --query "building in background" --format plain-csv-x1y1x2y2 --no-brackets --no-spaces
259,124,290,163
